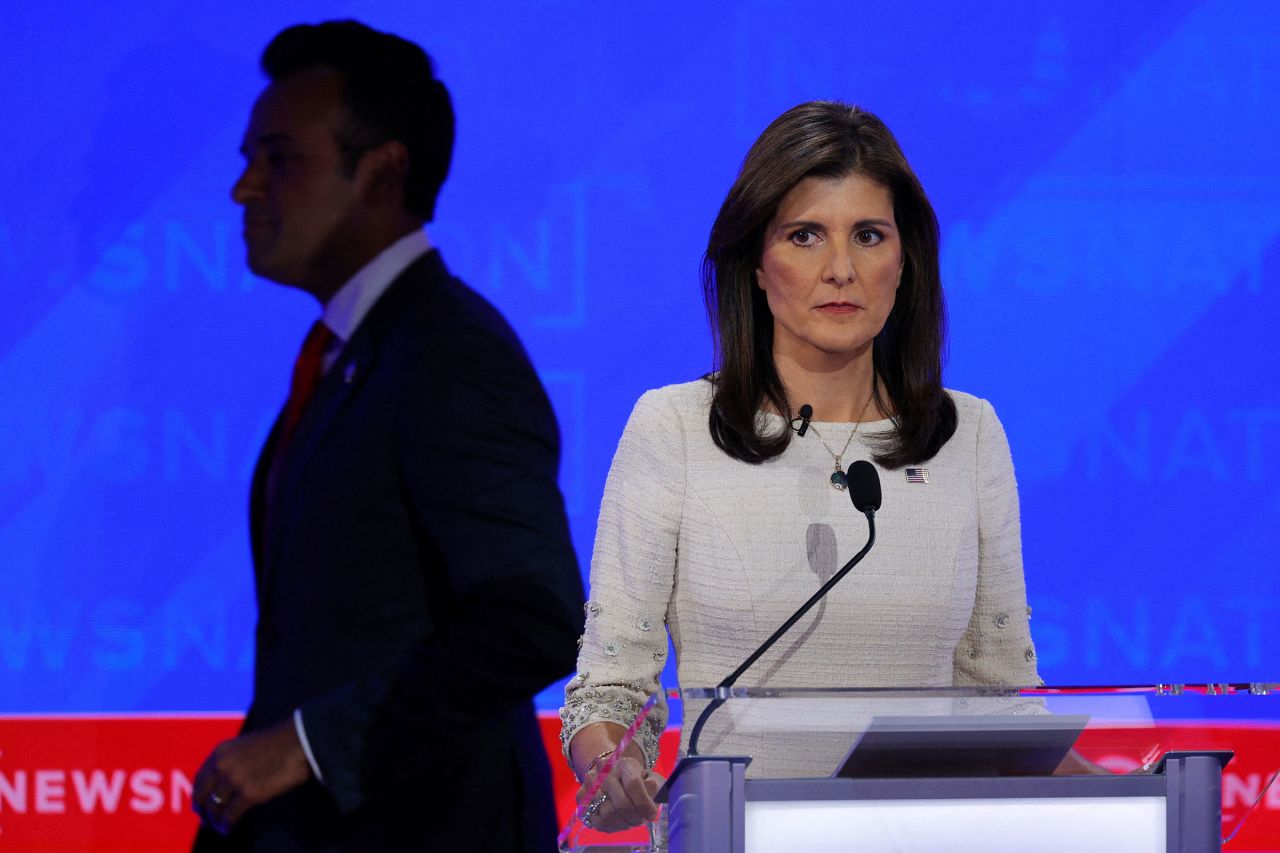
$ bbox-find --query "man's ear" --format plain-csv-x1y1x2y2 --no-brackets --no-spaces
360,140,410,205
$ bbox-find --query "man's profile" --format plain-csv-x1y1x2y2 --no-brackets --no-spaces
190,20,584,852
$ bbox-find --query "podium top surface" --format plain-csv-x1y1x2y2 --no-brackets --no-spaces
679,683,1279,700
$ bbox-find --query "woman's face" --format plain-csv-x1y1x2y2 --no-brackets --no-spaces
756,172,903,367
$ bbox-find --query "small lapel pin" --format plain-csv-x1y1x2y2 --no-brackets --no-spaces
906,467,929,484
343,361,358,384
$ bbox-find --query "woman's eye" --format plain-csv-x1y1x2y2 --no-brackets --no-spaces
855,229,883,246
790,229,817,246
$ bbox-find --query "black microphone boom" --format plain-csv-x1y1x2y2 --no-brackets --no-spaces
687,461,882,755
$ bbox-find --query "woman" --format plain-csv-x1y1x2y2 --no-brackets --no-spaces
560,101,1040,833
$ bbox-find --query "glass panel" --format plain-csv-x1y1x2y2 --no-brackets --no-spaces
560,684,1278,850
678,684,1277,780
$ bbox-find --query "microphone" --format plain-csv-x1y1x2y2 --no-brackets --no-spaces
791,404,813,437
687,461,882,755
847,458,881,515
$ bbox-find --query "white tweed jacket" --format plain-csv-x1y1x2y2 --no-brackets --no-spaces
561,379,1040,778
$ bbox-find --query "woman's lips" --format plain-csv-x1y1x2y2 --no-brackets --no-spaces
815,302,861,314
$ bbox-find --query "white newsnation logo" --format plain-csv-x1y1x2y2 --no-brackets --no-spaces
0,764,193,814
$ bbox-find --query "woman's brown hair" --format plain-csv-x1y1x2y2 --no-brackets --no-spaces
703,101,956,468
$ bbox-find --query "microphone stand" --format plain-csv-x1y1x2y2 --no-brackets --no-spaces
687,502,877,756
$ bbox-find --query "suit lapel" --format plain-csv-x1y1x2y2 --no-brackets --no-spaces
259,331,378,596
249,414,282,585
256,251,445,602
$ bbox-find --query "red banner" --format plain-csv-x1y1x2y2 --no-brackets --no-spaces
0,715,1275,850
0,715,239,852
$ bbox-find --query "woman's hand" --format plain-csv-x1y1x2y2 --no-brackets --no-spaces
1055,747,1164,776
577,755,665,833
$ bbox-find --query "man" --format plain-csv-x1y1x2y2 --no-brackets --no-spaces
192,20,584,851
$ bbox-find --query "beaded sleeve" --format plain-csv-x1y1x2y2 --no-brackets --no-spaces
951,398,1043,690
559,390,684,767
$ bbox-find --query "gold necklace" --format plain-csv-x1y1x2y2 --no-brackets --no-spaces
804,391,875,491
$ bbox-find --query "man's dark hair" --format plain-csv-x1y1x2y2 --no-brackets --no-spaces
262,19,454,221
703,101,957,469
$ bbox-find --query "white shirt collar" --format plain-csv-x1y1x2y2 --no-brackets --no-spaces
322,229,433,342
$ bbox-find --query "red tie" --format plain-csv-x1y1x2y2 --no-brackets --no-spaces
278,321,336,454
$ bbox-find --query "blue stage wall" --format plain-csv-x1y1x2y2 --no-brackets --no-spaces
1,1,1276,715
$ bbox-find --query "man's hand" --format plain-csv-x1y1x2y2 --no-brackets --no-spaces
192,718,313,834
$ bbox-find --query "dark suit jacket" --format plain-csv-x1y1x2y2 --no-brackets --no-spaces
195,250,584,852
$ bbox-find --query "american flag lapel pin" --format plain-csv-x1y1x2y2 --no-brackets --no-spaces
906,467,929,484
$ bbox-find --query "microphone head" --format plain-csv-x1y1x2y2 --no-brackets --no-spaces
846,460,881,513
794,404,813,436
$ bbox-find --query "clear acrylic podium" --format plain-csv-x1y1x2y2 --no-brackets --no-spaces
561,684,1277,853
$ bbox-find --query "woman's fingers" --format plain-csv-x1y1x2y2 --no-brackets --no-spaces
644,772,666,798
582,757,659,832
612,760,659,822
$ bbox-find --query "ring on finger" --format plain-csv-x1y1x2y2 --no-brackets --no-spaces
582,792,608,826
585,793,608,815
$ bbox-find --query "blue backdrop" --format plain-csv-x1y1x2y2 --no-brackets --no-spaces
2,1,1276,715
